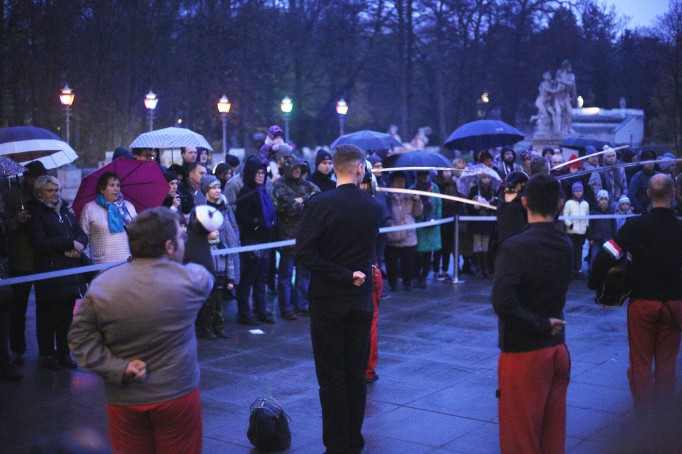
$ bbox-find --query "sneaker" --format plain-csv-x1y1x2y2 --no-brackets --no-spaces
435,273,446,281
238,315,261,326
296,308,310,317
442,274,453,283
281,312,298,321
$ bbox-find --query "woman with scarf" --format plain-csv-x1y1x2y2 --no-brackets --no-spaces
79,172,137,264
28,175,89,369
411,171,442,288
235,155,276,325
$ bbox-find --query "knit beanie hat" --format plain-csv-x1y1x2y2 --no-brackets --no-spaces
566,154,581,170
572,182,583,194
275,143,293,161
597,189,609,201
200,175,221,195
315,148,333,167
585,145,597,155
618,195,631,206
163,170,178,183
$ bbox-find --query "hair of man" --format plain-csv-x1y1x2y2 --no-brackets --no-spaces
332,144,365,176
648,173,674,203
524,174,562,217
127,207,179,258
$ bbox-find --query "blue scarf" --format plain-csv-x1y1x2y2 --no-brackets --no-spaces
258,186,276,229
96,193,131,233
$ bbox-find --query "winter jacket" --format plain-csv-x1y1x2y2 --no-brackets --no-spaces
562,199,589,235
28,199,89,303
412,182,442,253
386,193,422,247
236,156,275,244
272,159,320,255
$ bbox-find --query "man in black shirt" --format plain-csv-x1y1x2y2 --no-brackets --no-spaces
296,144,381,454
589,174,682,417
492,174,573,454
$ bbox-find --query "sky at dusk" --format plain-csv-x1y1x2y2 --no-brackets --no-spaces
603,0,669,28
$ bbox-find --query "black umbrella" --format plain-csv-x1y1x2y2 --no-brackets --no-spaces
444,120,524,151
559,137,614,156
330,130,402,153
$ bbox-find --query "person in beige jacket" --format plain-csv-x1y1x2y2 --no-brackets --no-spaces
384,172,422,291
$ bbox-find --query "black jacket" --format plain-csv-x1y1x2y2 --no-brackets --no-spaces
308,171,336,192
589,207,682,301
492,223,573,352
236,156,275,244
296,183,381,299
28,199,89,303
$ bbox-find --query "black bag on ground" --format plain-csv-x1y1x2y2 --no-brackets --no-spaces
247,396,292,452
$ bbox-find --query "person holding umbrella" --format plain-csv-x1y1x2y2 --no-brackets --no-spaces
79,172,137,264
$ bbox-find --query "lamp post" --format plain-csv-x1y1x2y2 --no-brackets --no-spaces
59,84,74,144
144,90,158,132
336,98,348,136
280,96,293,143
217,95,232,154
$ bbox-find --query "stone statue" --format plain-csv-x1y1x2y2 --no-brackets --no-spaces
554,60,577,134
532,71,559,132
532,60,577,134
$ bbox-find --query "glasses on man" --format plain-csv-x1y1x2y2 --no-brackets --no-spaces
43,188,61,194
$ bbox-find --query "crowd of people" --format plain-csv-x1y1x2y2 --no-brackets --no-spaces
1,127,680,383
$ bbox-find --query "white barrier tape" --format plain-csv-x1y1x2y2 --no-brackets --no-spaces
0,212,660,286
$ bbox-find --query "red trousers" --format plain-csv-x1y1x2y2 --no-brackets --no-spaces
365,266,382,380
107,388,202,454
498,344,570,454
627,299,682,415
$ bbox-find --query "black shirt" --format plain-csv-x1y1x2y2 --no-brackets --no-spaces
589,207,682,301
295,183,381,299
492,222,573,352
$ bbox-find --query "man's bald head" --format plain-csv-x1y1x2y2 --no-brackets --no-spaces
648,173,675,205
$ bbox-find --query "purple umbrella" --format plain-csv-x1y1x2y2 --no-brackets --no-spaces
72,159,168,219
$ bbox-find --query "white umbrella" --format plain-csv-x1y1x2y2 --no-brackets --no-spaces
0,126,79,169
130,127,213,151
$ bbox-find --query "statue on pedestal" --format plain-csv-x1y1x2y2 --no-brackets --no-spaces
532,60,577,135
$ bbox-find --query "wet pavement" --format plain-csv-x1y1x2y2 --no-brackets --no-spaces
1,274,680,453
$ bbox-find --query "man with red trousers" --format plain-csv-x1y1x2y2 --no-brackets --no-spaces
492,174,572,454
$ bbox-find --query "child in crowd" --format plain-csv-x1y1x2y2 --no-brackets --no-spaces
586,190,617,269
614,195,633,231
562,182,589,279
184,205,231,340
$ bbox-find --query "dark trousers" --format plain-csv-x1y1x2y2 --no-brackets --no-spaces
236,250,272,319
416,251,433,280
433,222,454,273
384,245,416,289
568,234,585,274
9,278,33,355
311,294,373,454
35,295,75,356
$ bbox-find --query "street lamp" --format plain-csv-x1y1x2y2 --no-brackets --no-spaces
280,96,293,142
59,84,74,144
144,90,158,132
336,98,348,136
217,95,232,154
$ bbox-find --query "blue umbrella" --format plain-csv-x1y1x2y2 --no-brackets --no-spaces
0,126,78,169
330,130,402,153
559,136,614,156
444,120,524,151
384,150,452,169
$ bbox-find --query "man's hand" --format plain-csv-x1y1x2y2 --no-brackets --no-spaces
294,197,304,204
17,210,30,223
548,318,566,336
352,271,366,287
123,360,147,383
